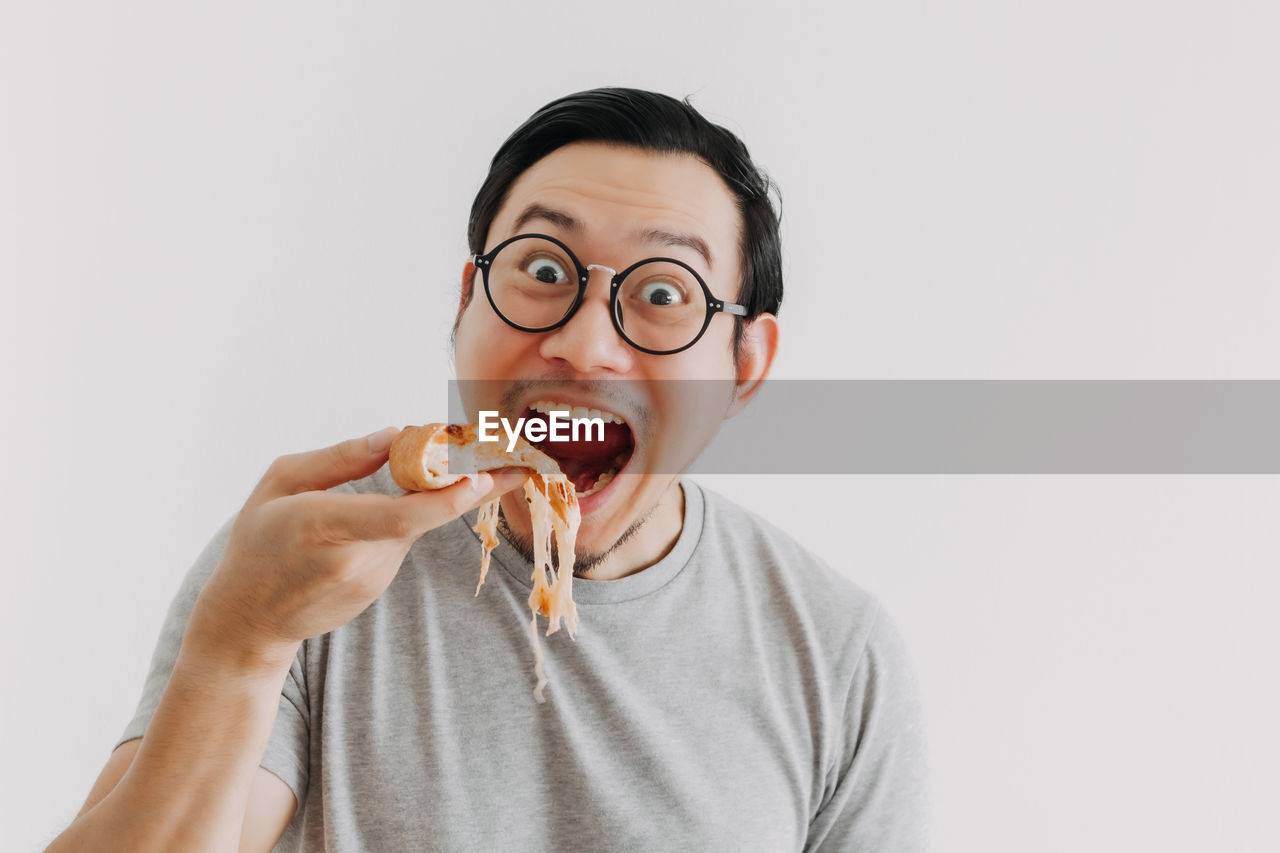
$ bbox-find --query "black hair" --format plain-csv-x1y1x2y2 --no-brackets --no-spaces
464,87,782,356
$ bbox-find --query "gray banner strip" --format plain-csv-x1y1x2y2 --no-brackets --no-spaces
449,380,1280,473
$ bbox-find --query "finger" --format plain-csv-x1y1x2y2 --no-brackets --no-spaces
253,426,402,501
323,468,530,542
475,467,532,496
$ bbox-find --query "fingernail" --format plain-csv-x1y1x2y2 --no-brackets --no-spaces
365,426,399,454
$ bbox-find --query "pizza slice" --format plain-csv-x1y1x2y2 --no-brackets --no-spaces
388,423,581,701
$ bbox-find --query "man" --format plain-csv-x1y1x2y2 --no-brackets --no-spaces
50,88,930,851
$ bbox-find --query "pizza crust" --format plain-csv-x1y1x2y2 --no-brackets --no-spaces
388,422,560,491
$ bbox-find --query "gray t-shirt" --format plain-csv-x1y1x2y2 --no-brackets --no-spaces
119,471,931,851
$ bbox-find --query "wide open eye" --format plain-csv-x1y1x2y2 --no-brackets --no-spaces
524,257,569,285
637,280,685,306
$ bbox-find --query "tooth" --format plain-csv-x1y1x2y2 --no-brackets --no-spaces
570,406,587,420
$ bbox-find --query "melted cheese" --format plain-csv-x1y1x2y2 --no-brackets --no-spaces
472,471,581,703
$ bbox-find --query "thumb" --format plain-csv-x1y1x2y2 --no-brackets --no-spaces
365,466,530,542
255,426,401,500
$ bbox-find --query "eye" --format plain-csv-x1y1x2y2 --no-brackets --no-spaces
638,280,685,306
524,257,569,285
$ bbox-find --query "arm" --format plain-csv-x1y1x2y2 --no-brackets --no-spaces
55,623,299,852
76,739,296,853
47,427,525,853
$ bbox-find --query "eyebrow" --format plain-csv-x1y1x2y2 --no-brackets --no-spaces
512,203,579,235
510,202,714,270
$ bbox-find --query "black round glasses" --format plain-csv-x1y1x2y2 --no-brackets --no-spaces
473,233,747,356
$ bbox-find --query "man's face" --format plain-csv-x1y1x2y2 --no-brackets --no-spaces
452,142,755,566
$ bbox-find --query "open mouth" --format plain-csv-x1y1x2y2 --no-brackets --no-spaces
522,400,636,498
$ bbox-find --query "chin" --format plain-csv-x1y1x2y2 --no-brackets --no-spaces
578,474,676,552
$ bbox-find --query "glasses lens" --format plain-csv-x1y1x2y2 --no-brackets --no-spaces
614,261,709,353
487,236,579,330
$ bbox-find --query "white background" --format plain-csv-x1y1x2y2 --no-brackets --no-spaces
3,2,1278,850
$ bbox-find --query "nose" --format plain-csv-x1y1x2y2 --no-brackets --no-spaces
536,267,635,375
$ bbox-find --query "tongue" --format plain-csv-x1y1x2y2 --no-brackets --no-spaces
542,424,630,459
527,416,632,491
558,459,607,493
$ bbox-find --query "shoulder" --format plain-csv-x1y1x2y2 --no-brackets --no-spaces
689,481,928,816
689,479,883,669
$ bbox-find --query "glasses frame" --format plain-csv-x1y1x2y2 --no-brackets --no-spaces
473,232,748,356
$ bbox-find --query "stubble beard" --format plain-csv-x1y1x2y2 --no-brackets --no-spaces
496,501,662,579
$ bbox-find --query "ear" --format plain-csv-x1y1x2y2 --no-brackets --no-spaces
727,313,779,418
456,260,477,329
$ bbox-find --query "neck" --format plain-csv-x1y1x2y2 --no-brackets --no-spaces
580,478,686,581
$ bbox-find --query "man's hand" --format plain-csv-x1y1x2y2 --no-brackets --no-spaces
190,426,526,671
49,426,528,853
